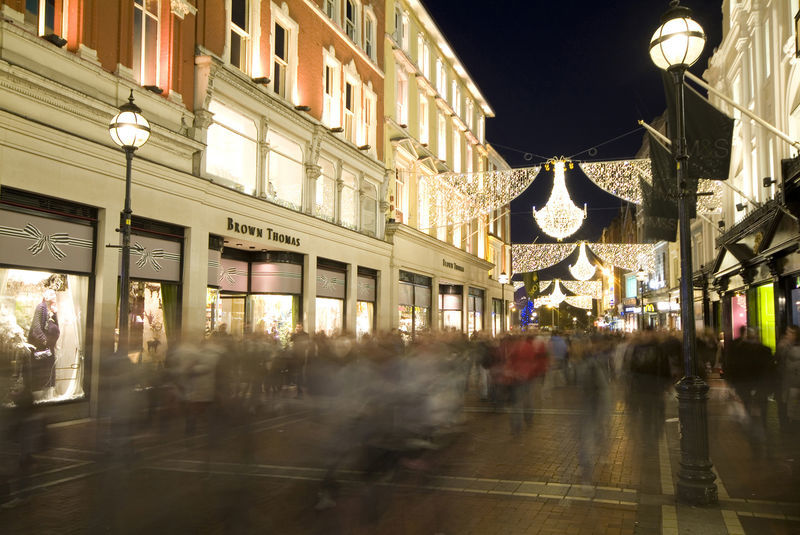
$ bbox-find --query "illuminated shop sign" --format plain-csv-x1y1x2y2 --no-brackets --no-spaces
226,217,300,247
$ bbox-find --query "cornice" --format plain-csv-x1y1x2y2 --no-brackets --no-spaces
386,221,494,270
0,61,202,158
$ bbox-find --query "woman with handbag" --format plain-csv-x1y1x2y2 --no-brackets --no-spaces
26,289,59,396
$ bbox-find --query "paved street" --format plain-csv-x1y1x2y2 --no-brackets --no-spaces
2,377,799,534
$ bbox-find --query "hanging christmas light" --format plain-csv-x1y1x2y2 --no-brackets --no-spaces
562,280,602,299
565,296,593,309
533,159,587,240
511,243,576,272
513,243,655,274
569,242,596,281
548,279,567,306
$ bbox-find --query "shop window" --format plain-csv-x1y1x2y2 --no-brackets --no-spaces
341,170,358,229
439,287,463,331
492,298,503,336
356,272,376,339
126,280,180,364
250,294,299,345
316,157,337,222
266,129,304,210
0,269,89,404
316,298,344,336
133,0,160,86
360,181,377,236
356,301,374,338
731,293,747,338
468,288,484,336
206,100,258,194
398,272,431,341
230,0,251,73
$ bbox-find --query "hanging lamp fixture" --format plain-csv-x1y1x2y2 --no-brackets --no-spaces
569,242,597,281
532,158,587,241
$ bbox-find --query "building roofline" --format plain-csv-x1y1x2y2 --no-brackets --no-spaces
407,0,495,117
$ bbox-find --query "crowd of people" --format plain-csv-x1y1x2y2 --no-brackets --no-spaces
2,321,800,517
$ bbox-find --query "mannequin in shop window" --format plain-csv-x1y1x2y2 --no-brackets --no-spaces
27,289,59,398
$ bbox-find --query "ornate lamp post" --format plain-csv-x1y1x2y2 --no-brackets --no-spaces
649,1,717,504
636,266,648,331
108,91,151,358
499,271,509,332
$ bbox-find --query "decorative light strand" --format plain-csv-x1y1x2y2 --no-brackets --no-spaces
533,159,586,240
562,280,602,299
426,167,541,227
565,296,593,309
569,242,596,281
511,243,576,272
548,279,567,306
513,243,655,274
579,158,721,212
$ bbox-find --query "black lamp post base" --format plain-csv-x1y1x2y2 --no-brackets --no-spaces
675,376,718,505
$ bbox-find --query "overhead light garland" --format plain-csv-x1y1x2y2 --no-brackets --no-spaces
511,243,576,272
421,167,541,228
533,159,586,240
513,243,654,274
565,296,593,309
579,158,721,212
569,242,597,281
562,280,602,299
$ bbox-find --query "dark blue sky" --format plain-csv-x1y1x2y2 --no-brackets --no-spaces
423,0,723,243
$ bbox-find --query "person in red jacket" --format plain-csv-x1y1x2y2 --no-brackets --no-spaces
507,332,548,436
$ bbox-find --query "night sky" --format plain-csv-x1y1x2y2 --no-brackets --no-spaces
423,0,723,244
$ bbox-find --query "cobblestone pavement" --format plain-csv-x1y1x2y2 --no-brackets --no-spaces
1,377,799,534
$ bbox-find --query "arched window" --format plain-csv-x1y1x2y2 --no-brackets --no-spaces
360,181,377,236
266,130,304,210
316,157,336,222
206,100,258,195
341,170,358,229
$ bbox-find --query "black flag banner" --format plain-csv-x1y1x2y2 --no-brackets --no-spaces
522,271,539,299
663,72,734,181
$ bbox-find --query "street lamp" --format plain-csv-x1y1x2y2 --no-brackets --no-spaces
636,266,648,331
108,90,151,358
649,1,717,505
499,271,509,332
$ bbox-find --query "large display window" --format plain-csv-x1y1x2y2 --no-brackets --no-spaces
0,191,97,407
398,271,431,340
316,297,343,336
438,285,462,331
316,264,346,336
356,271,377,339
220,295,246,337
126,280,180,365
251,294,299,344
731,293,747,339
0,269,88,403
492,297,503,336
467,288,484,336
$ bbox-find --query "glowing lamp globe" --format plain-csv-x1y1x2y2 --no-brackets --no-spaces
649,2,705,70
109,91,151,150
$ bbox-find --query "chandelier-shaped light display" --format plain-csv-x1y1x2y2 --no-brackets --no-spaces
513,243,655,275
533,159,586,240
569,242,596,281
548,279,567,306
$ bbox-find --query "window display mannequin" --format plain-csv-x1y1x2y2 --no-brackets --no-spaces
27,289,59,396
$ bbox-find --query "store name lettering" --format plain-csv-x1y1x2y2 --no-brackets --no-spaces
227,218,300,247
443,259,464,272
